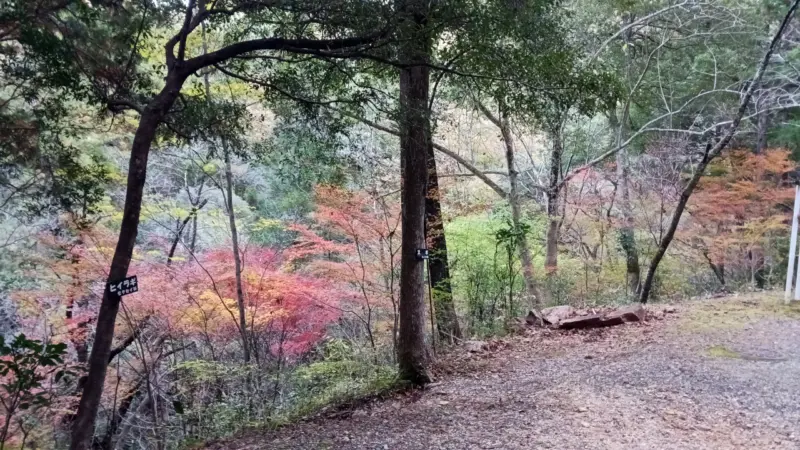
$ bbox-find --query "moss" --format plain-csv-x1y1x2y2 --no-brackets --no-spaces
706,345,741,359
680,293,800,331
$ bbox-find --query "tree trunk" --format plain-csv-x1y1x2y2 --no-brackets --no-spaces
639,141,713,304
639,0,799,302
701,248,726,288
166,199,207,266
497,110,541,309
223,148,250,362
612,119,640,297
425,143,461,343
613,14,642,297
544,126,562,279
754,111,770,154
397,0,432,385
70,75,185,450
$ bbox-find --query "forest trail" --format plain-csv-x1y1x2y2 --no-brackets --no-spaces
207,294,800,450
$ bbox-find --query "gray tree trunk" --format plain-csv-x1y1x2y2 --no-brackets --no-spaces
499,112,542,309
544,126,562,281
223,149,250,363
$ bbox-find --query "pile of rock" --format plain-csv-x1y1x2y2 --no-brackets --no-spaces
525,304,646,330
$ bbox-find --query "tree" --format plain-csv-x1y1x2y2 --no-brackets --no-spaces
0,335,70,449
681,149,794,289
396,0,434,385
425,131,462,344
638,0,800,303
288,185,402,354
67,1,395,446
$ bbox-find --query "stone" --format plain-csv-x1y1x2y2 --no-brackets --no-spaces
558,304,643,330
606,304,645,323
525,309,544,325
541,305,574,325
559,314,605,330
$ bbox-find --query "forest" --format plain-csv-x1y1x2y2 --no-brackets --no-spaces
3,0,800,449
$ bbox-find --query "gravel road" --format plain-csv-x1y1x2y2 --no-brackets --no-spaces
208,293,800,450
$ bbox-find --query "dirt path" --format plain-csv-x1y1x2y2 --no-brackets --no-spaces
208,294,800,450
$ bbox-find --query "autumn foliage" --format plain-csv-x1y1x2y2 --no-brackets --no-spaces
681,149,795,284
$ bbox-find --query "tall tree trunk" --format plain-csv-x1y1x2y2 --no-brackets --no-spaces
614,13,641,297
425,143,461,343
610,111,641,297
544,126,562,279
484,107,542,309
223,148,250,362
476,101,542,310
397,0,433,385
70,76,185,450
202,16,248,362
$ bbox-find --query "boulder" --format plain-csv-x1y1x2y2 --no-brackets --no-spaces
605,304,645,323
559,314,604,330
541,305,574,325
558,304,644,330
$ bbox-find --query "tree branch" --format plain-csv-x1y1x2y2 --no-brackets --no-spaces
340,110,508,197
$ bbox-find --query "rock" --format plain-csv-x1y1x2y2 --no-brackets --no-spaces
606,304,645,323
560,314,605,330
525,309,544,326
541,305,574,325
559,304,643,330
465,340,488,353
600,315,625,326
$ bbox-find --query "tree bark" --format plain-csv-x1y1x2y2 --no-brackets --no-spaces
69,75,185,450
754,110,770,154
475,101,541,309
613,13,641,297
702,249,726,288
498,111,541,308
425,142,461,343
223,148,250,362
397,0,433,385
544,126,562,279
610,111,641,297
166,199,207,266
